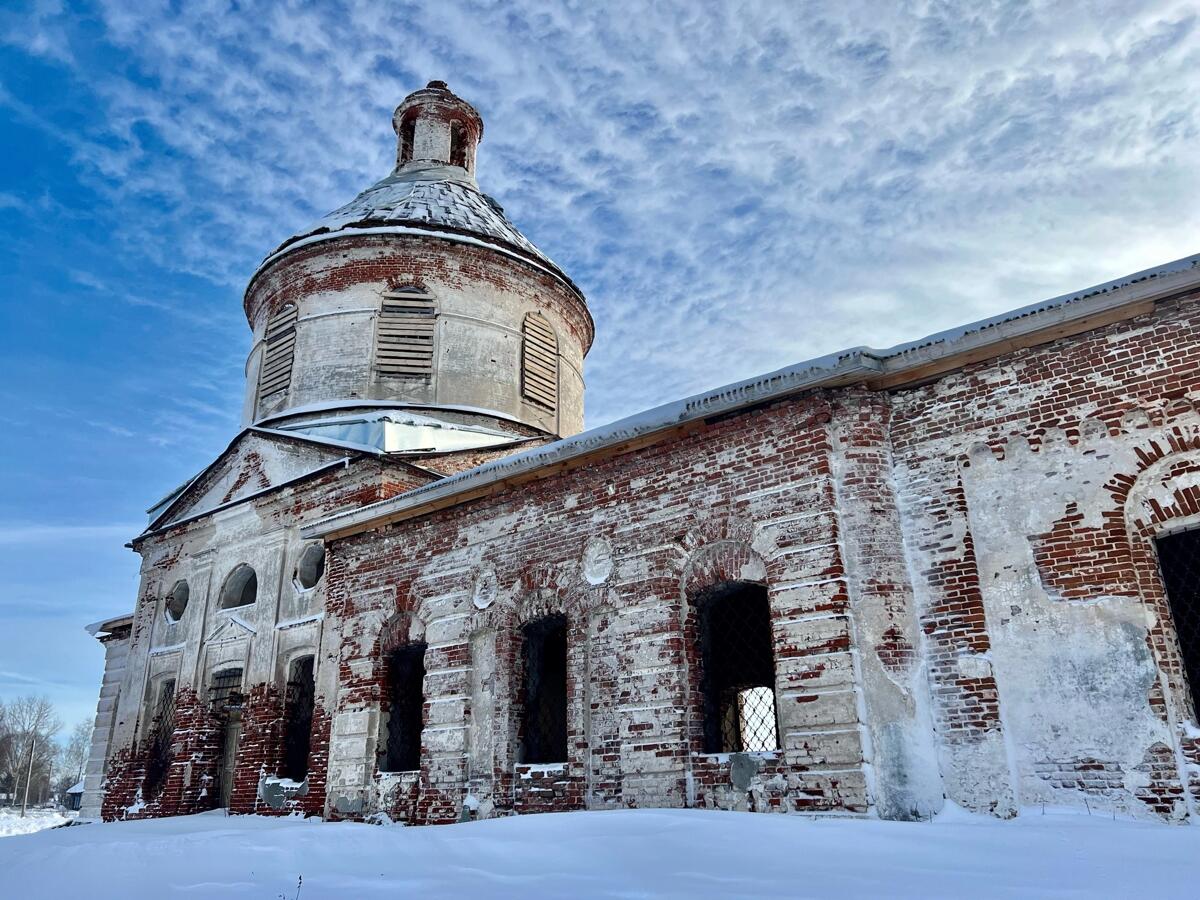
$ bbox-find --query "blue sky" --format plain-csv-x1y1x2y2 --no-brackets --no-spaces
1,0,1198,729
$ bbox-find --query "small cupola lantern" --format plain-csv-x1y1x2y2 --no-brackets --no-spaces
392,80,484,176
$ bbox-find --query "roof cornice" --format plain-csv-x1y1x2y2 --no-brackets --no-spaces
302,252,1200,542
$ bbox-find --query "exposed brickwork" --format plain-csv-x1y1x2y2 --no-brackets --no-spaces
891,291,1200,819
323,396,872,824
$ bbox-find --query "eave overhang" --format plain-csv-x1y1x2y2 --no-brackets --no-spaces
303,252,1200,542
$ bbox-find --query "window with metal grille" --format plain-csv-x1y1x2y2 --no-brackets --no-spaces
1155,529,1200,711
143,678,176,798
258,303,298,398
380,644,426,772
696,582,779,753
210,667,245,714
521,313,558,413
375,289,436,378
520,615,568,764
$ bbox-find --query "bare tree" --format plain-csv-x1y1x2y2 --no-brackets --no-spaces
1,696,61,814
56,720,92,795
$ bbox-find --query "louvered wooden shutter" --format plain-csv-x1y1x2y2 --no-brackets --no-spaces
258,304,298,397
376,290,436,377
521,313,558,412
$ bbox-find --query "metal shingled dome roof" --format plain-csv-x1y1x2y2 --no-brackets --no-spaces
264,162,571,285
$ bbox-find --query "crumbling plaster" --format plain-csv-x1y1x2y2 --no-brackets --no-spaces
243,237,589,436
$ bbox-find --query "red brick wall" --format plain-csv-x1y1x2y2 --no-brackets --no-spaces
325,394,871,823
890,291,1200,819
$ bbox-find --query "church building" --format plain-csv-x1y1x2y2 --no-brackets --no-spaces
81,81,1200,826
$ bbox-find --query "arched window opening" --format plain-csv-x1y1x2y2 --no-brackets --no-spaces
375,287,436,379
281,655,316,782
143,677,176,799
521,313,558,413
1155,529,1200,710
257,303,298,399
696,582,779,753
399,114,416,164
519,615,568,764
294,545,326,591
219,565,258,610
449,121,467,168
379,643,426,772
210,667,244,809
165,580,190,623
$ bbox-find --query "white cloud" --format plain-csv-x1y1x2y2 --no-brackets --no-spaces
8,0,1191,426
2,0,1198,737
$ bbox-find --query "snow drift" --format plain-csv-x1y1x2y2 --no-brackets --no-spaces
0,806,1196,899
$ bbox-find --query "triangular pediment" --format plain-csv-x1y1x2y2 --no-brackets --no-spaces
205,614,257,645
147,429,372,531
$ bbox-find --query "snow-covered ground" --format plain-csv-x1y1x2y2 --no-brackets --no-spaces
0,806,69,838
0,805,1196,899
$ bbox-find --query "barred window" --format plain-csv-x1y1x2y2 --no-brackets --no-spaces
379,643,426,772
258,303,298,398
520,615,568,764
210,667,245,713
375,288,436,378
696,582,779,753
281,655,315,782
1156,529,1200,710
143,677,176,798
520,313,558,413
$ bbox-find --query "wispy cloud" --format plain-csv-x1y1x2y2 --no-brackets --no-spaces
4,0,1197,426
0,0,1198,719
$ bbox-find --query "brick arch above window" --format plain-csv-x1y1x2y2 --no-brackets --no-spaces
379,609,427,656
681,540,768,604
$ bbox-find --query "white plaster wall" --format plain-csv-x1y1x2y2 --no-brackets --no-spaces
959,419,1195,819
244,240,588,437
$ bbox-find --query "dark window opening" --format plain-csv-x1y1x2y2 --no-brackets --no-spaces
399,115,416,163
165,580,189,622
449,122,467,168
520,615,568,764
696,582,779,753
380,644,426,772
1156,529,1200,711
219,565,257,609
295,545,325,590
281,656,315,782
210,667,244,809
143,678,176,799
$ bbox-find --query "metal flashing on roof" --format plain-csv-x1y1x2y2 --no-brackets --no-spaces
302,252,1200,540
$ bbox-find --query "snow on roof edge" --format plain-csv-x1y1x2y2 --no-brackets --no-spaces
85,613,133,638
302,251,1200,540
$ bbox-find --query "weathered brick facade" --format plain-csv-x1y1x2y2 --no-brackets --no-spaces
84,80,1200,829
